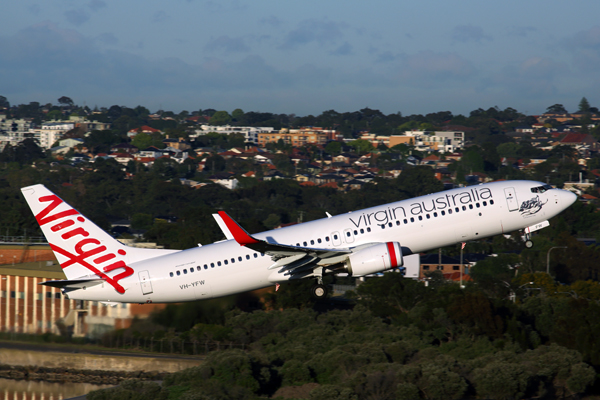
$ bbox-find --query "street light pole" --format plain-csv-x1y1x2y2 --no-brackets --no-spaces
546,246,567,275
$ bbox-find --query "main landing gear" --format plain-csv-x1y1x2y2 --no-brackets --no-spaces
311,276,328,299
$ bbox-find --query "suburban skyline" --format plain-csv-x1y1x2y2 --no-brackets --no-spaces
1,0,600,117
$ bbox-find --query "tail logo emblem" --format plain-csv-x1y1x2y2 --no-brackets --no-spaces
37,195,133,294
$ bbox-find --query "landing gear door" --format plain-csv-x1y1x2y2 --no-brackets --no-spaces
504,187,519,211
139,270,153,295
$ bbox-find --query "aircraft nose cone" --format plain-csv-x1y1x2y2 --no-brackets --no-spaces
562,190,577,206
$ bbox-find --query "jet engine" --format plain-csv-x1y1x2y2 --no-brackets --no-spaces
345,242,403,277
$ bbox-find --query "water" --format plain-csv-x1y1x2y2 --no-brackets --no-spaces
0,378,112,399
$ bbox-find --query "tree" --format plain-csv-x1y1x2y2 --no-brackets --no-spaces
0,95,9,109
348,139,374,155
546,104,568,114
46,110,63,120
131,131,165,150
232,108,244,121
324,141,342,155
209,111,232,126
57,96,74,107
578,97,591,113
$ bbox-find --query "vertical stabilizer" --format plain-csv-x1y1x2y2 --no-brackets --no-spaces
21,184,177,293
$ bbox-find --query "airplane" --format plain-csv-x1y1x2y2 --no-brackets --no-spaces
21,180,576,304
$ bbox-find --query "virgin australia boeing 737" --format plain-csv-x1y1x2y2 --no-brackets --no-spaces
21,180,576,304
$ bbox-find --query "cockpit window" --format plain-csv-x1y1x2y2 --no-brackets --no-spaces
531,184,553,193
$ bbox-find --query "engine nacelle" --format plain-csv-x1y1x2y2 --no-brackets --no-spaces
346,242,403,277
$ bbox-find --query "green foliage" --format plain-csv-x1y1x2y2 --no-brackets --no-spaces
348,139,374,154
209,111,232,126
131,131,165,150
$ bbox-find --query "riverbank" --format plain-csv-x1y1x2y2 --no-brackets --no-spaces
0,364,160,385
0,340,202,385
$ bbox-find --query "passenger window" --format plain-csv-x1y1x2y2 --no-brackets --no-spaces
490,200,494,205
469,204,473,209
169,272,173,277
318,238,322,243
254,254,258,258
334,234,338,240
311,240,314,245
176,271,180,276
367,227,371,232
326,237,330,241
246,255,250,260
476,203,480,208
224,260,228,265
455,207,459,212
346,231,351,236
238,256,242,261
433,212,437,217
210,263,214,268
231,258,235,263
403,219,408,224
418,216,423,221
190,268,194,273
426,214,430,219
360,229,364,234
483,201,487,206
303,241,307,246
441,211,445,216
410,217,414,222
396,221,400,226
462,206,466,211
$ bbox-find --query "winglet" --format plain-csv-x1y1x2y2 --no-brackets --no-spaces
217,211,261,246
212,213,234,240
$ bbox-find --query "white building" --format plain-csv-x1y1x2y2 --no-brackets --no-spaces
0,115,33,134
191,125,276,145
29,122,76,149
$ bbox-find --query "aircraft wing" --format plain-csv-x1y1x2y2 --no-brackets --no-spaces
217,211,351,276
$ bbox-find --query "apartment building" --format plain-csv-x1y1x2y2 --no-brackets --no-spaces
258,127,337,147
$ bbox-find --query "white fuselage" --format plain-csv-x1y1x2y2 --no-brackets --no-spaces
65,180,577,303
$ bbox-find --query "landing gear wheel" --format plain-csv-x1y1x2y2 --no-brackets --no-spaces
312,284,327,299
525,240,533,248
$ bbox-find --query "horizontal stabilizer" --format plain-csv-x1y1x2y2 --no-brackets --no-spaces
40,278,105,289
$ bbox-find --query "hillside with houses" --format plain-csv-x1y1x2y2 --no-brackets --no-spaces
1,97,600,200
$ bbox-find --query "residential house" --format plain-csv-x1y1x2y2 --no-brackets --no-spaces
419,254,468,281
110,143,139,154
163,137,191,151
127,125,162,138
559,133,600,151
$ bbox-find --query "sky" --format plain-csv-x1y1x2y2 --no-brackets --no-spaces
1,0,600,117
